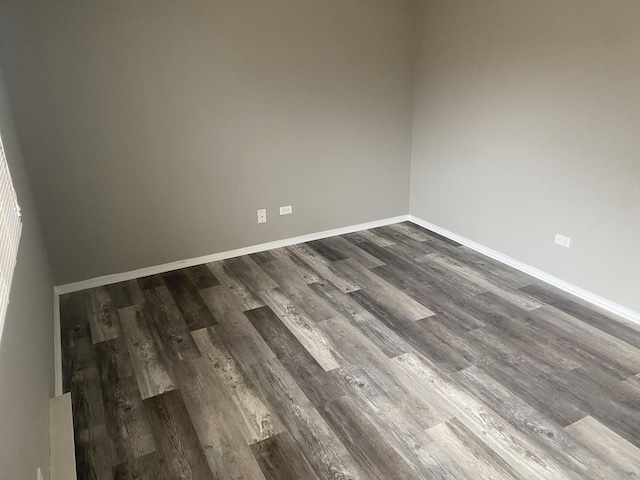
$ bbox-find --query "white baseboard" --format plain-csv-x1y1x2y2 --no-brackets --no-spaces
409,215,640,326
55,215,409,296
52,214,409,395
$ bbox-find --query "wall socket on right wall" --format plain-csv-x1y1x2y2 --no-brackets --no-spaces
555,233,571,248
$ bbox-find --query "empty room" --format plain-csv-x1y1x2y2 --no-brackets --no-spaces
1,0,639,479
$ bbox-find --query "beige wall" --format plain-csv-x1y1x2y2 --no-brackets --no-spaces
2,0,638,315
0,0,416,285
0,62,55,479
411,0,640,312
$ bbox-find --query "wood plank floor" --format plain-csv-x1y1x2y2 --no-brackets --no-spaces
59,221,640,479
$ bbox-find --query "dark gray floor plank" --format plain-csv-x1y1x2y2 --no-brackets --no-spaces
422,251,542,310
428,417,524,480
334,258,435,321
394,222,464,247
183,264,221,289
388,242,489,298
144,390,215,480
407,315,476,373
207,261,265,311
250,432,319,480
530,305,640,376
553,363,640,449
257,255,340,322
343,229,397,247
191,327,285,444
314,235,385,268
309,280,414,358
142,285,202,363
87,287,122,343
454,246,537,289
565,416,640,478
329,365,471,479
320,395,421,480
469,292,595,370
269,247,323,283
223,256,279,293
307,238,350,261
245,306,345,407
62,323,106,431
287,243,361,293
104,280,145,309
162,270,217,330
60,290,90,329
250,250,278,264
174,353,267,479
520,282,640,348
259,287,342,371
369,263,486,329
453,366,626,480
75,425,116,480
250,358,368,480
136,274,165,291
112,452,166,480
319,318,446,430
464,329,589,427
94,338,156,463
393,353,583,480
200,285,276,368
118,304,178,399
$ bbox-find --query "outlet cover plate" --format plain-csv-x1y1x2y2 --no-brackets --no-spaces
257,209,267,224
279,205,293,215
555,233,571,248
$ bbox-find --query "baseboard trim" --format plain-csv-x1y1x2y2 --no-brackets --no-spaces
52,214,409,395
409,215,640,326
54,215,409,296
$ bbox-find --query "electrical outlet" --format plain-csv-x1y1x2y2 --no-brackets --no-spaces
257,209,267,224
279,205,292,215
555,233,571,248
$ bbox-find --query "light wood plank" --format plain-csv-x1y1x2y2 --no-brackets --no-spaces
87,287,122,343
207,260,265,311
119,305,177,399
565,416,640,478
175,355,268,480
144,390,215,480
191,327,284,444
259,288,342,371
200,285,275,367
250,358,368,480
287,243,361,293
334,258,435,321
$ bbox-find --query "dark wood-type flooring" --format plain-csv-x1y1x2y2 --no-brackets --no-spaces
60,222,640,479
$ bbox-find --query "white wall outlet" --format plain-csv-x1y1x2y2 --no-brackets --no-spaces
279,205,293,215
555,233,571,248
257,209,267,224
37,467,44,480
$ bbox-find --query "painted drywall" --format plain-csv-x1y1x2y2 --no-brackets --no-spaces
411,0,640,312
0,63,55,479
0,0,416,284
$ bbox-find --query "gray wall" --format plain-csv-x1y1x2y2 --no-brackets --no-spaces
411,0,640,312
0,63,55,479
0,0,416,285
